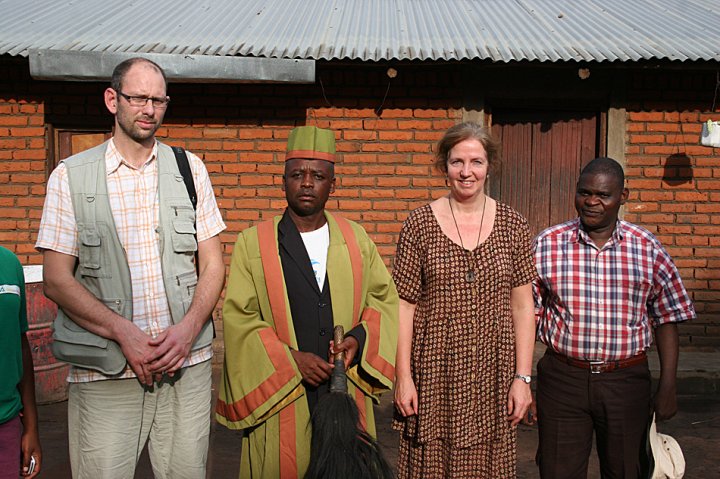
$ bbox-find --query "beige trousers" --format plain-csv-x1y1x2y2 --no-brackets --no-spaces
68,360,211,479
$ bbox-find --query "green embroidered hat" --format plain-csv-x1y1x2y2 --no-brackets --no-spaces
285,126,336,163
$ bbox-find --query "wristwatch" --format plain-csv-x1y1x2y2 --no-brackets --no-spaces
514,373,532,384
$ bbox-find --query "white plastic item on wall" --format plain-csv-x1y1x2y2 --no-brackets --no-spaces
700,119,720,147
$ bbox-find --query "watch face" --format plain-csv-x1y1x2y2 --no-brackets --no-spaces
516,374,531,383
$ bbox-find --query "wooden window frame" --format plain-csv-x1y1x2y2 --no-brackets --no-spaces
46,124,112,177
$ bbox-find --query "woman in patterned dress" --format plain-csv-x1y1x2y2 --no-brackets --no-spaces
392,123,536,478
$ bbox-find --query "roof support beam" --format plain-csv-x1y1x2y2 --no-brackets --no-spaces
28,50,315,84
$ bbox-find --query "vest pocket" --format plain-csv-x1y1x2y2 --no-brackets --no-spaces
103,297,126,316
53,309,109,347
52,308,127,375
78,226,108,277
176,270,198,314
172,220,198,253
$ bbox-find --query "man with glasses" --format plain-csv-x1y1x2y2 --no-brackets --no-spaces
36,57,225,478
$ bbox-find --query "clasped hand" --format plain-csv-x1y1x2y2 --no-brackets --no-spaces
291,336,359,387
119,322,196,385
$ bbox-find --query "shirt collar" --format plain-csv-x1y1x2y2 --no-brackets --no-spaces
572,218,625,248
105,138,158,174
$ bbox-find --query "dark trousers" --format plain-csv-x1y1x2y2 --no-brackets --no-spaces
536,351,651,479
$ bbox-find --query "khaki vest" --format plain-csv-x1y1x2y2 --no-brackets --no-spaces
51,141,213,375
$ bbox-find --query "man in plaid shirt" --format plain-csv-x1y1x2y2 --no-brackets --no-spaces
36,58,225,478
532,157,695,478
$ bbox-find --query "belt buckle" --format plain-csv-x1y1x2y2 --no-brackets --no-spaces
589,361,606,374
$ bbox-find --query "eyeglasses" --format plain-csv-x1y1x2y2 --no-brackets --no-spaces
115,90,170,109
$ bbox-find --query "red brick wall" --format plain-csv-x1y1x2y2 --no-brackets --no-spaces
0,59,463,267
0,60,48,259
0,59,463,347
1,57,110,261
1,56,717,347
159,66,462,263
624,70,719,347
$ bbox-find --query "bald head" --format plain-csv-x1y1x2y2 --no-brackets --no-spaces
579,157,625,190
110,57,167,93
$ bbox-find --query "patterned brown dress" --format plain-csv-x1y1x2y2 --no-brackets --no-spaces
392,202,536,478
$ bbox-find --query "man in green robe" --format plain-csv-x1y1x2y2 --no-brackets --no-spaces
216,126,399,478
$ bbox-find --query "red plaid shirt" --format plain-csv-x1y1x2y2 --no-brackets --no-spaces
533,218,695,361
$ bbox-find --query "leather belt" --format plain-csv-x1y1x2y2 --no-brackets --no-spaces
548,349,647,374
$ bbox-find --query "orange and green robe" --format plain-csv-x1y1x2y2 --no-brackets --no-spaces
216,211,398,479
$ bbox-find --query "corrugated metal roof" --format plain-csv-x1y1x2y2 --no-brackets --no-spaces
1,0,718,62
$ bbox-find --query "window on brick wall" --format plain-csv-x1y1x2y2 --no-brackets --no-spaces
47,128,112,175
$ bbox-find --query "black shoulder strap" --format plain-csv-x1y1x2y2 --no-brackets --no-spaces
171,145,216,336
171,146,197,210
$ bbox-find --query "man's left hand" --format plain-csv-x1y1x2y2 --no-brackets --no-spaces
145,321,197,379
654,323,680,421
654,383,678,421
329,335,359,371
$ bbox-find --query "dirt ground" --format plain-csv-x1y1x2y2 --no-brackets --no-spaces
36,390,720,478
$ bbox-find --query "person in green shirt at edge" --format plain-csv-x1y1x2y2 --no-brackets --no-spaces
0,246,41,478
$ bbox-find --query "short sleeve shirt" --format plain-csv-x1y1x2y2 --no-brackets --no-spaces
36,139,226,382
0,246,28,423
533,218,695,361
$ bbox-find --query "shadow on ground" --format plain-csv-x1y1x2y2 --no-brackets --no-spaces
38,390,720,478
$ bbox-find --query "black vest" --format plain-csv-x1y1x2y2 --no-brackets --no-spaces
278,211,334,413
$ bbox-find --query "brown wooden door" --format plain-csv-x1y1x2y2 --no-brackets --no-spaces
490,109,603,236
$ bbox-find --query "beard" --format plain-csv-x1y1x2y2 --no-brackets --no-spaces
118,117,159,142
115,104,163,144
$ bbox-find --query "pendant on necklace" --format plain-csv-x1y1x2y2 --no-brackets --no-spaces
466,269,476,283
